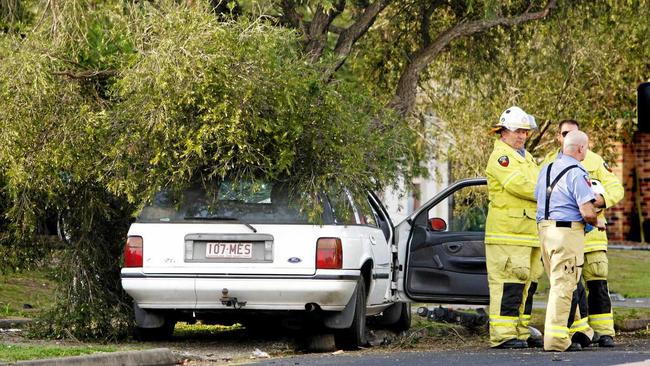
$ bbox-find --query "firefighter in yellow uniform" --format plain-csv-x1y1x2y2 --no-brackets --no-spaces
484,106,544,349
542,120,624,347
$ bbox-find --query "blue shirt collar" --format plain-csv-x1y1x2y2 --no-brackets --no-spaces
516,148,526,157
559,153,580,164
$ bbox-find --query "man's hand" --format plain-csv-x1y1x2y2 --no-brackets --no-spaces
579,202,599,225
596,217,606,231
593,193,606,209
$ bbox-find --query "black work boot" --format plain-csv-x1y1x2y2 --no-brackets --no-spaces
527,337,544,348
565,342,582,351
598,335,615,347
493,339,528,349
591,332,601,345
572,332,592,348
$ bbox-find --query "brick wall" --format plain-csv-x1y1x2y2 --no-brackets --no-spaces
607,131,650,242
635,132,650,240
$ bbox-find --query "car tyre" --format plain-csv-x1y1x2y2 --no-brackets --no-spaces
134,318,176,341
372,301,411,332
335,278,368,350
388,302,411,332
307,333,337,352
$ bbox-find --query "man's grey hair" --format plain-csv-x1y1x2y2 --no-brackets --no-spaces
563,130,588,153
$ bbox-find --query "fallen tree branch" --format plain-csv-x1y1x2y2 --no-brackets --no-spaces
52,69,118,79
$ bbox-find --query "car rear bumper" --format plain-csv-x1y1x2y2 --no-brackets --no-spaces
121,271,360,311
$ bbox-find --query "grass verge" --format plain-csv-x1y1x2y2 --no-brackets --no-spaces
0,270,56,318
173,321,243,337
0,344,118,362
607,249,650,298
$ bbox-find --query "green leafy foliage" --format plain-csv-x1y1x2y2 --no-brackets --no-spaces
4,0,645,341
348,0,649,179
104,2,422,211
0,0,422,339
420,0,650,177
0,0,37,33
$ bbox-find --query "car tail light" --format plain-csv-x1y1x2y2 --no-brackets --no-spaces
316,238,342,269
124,236,143,268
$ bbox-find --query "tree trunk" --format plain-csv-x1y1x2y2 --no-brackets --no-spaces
389,0,557,118
305,2,345,63
324,0,391,79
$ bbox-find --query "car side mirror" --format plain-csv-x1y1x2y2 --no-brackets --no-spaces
429,217,447,232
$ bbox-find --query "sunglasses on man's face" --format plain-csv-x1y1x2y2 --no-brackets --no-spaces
561,131,571,137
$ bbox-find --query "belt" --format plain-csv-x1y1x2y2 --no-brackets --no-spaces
541,220,584,229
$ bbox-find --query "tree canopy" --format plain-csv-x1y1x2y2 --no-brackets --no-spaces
415,0,649,179
0,0,424,339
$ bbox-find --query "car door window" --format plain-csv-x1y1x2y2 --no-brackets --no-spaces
327,190,357,225
353,195,378,227
428,185,488,232
367,193,392,242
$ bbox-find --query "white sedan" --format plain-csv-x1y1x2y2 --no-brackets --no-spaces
121,178,490,348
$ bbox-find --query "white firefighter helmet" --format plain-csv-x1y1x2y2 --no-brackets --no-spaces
591,179,605,195
493,106,537,133
591,179,605,213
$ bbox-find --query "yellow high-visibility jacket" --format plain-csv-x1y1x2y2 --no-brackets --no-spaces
485,139,540,246
542,150,624,252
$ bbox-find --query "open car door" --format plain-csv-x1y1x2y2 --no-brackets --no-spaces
395,178,490,304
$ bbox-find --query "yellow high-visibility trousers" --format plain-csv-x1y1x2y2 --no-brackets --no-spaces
582,250,615,337
539,221,594,351
486,244,542,347
519,247,544,341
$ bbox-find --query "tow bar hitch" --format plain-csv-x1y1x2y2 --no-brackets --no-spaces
220,288,247,309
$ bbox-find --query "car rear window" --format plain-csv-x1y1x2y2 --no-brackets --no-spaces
137,180,317,224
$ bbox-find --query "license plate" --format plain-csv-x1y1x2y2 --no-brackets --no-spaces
205,242,253,259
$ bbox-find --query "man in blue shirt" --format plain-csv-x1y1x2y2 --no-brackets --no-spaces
535,130,605,352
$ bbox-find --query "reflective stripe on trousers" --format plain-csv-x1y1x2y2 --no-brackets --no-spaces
584,243,607,252
485,232,538,246
547,325,569,339
589,313,614,325
569,317,590,334
490,315,519,327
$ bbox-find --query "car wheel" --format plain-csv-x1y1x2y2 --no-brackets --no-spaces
134,318,176,341
372,301,411,332
307,333,337,352
335,278,368,350
388,302,411,332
